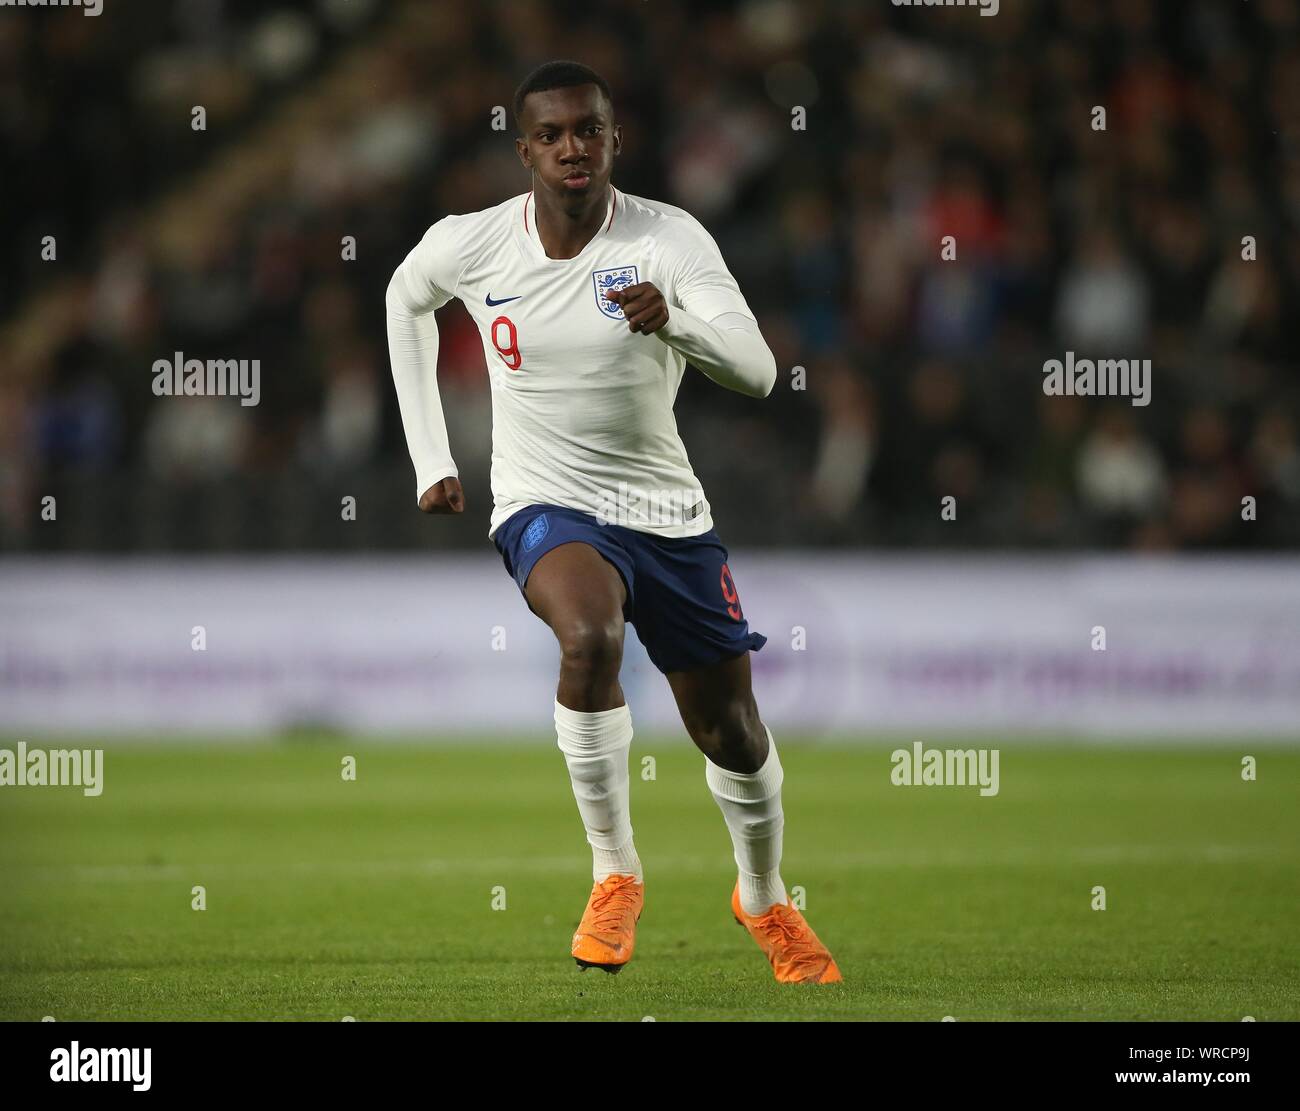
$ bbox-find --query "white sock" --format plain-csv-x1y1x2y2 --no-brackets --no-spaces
705,725,787,915
554,699,643,884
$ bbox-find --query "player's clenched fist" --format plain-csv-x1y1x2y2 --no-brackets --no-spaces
419,476,465,514
604,282,669,334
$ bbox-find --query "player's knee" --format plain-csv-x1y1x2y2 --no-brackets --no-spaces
556,618,624,681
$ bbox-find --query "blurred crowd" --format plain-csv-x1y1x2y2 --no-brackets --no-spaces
2,0,1298,551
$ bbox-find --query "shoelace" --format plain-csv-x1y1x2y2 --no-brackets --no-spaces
754,906,826,972
588,879,639,933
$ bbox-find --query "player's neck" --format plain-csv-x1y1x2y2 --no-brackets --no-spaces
532,186,610,260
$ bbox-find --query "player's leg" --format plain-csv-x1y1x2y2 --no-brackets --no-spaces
667,652,785,910
668,651,841,983
666,650,766,770
616,529,780,914
517,535,644,971
525,541,641,886
524,540,627,712
617,526,839,983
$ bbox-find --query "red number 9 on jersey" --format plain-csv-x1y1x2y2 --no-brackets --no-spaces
491,316,522,371
720,563,743,621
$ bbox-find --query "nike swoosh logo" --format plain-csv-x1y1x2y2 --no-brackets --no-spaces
485,293,522,306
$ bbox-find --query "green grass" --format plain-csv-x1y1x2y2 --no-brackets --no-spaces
1,740,1297,1021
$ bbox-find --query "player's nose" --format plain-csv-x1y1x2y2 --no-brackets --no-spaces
559,134,586,162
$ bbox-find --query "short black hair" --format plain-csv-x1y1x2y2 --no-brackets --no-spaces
512,61,613,130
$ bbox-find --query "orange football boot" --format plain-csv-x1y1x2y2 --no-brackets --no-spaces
731,882,843,983
571,873,644,974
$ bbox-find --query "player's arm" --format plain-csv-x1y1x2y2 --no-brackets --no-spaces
386,218,465,514
606,216,777,399
656,309,776,400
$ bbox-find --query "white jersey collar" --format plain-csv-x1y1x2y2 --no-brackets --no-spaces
520,186,617,262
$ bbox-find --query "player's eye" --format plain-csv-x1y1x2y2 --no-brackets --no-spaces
586,126,602,136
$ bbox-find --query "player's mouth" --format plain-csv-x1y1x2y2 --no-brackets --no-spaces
562,171,591,189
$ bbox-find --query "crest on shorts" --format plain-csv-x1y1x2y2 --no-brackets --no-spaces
593,266,639,319
522,513,550,552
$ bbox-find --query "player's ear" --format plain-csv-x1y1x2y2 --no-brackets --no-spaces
612,124,623,157
515,136,532,169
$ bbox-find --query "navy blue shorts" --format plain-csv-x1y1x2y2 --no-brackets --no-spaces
492,503,767,674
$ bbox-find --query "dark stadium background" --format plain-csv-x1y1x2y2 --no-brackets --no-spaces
3,0,1297,552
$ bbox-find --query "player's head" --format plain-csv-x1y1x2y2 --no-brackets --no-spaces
513,61,620,203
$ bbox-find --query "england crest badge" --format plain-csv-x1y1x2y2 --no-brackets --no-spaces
522,513,549,552
593,266,639,319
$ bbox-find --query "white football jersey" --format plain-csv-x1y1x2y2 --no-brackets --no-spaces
386,186,760,538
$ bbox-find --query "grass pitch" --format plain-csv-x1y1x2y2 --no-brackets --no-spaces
1,740,1297,1021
